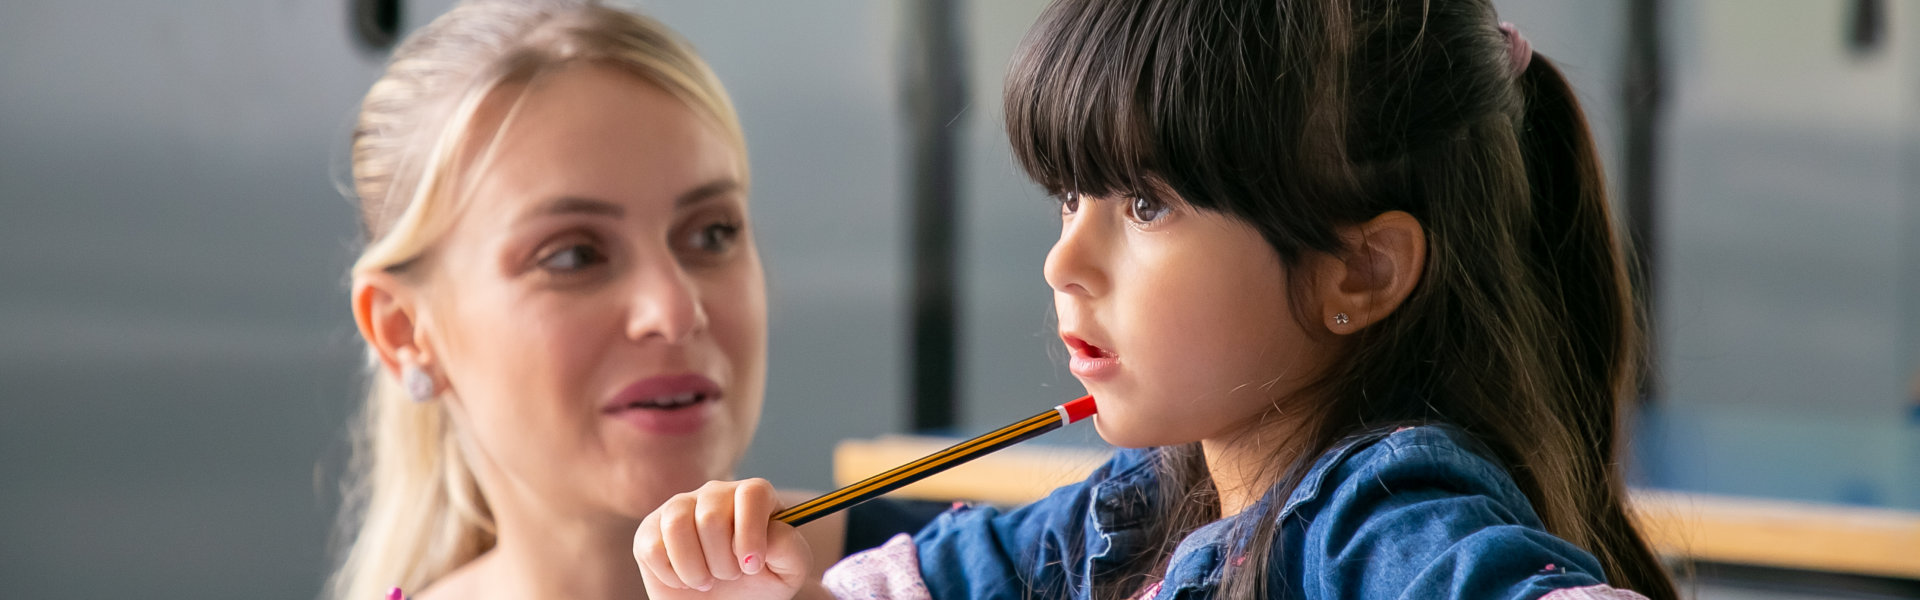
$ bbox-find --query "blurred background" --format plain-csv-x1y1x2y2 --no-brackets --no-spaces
2,0,1916,598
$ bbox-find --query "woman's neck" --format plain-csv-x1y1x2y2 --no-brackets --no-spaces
425,506,645,600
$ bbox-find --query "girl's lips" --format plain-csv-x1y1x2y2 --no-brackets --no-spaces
1063,335,1120,380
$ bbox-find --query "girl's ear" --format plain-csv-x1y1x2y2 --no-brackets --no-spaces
1313,210,1427,333
352,272,436,379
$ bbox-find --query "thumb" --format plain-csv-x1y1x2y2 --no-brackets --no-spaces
761,520,813,586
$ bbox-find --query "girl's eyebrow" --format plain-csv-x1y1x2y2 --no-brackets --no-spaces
515,178,741,224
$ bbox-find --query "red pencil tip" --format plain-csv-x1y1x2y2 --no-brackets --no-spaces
1061,395,1097,423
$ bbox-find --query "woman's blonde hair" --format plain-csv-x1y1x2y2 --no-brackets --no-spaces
328,2,743,598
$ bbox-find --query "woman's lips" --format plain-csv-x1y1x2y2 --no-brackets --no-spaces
1063,335,1120,381
603,373,723,435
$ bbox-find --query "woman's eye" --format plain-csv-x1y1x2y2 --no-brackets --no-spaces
1129,195,1168,223
1058,191,1081,215
683,221,742,255
537,243,607,272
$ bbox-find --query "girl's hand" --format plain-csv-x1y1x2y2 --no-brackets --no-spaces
634,478,810,599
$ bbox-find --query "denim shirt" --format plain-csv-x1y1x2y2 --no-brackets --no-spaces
908,426,1617,600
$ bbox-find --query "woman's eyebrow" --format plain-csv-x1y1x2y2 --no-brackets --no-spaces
522,196,626,222
517,178,740,224
675,178,741,208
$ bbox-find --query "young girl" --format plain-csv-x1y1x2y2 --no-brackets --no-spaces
633,0,1676,598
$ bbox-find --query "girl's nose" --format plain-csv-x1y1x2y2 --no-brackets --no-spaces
625,260,707,344
1043,207,1109,298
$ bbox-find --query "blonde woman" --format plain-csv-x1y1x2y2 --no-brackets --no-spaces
327,2,924,598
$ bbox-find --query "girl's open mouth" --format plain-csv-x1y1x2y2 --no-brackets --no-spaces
1063,335,1120,380
1063,335,1111,359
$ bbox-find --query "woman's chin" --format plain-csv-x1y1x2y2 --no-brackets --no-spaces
605,456,736,511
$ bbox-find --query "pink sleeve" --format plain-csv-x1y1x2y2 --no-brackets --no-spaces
822,534,933,600
1540,584,1651,600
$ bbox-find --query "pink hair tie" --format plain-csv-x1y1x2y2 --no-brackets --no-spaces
1499,22,1532,76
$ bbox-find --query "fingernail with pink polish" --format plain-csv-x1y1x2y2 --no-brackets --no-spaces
386,587,405,600
742,553,759,574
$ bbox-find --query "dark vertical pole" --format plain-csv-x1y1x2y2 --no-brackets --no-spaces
1847,0,1886,57
903,1,968,431
1622,0,1664,399
351,0,402,50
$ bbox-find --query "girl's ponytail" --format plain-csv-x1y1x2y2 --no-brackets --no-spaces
1517,55,1635,410
1516,54,1675,599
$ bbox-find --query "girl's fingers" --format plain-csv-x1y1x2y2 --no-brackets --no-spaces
658,495,715,591
693,483,744,582
732,478,775,575
633,508,688,591
761,516,811,586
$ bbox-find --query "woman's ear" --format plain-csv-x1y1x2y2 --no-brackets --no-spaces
352,272,434,379
1312,210,1427,333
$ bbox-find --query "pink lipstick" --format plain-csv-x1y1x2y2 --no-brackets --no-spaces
602,373,723,435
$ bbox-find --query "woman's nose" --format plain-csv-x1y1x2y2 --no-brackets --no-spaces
1043,208,1109,298
625,260,707,344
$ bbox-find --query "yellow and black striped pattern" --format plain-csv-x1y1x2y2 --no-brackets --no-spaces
773,407,1065,526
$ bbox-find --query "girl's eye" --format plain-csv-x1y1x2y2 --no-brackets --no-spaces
681,221,742,256
1058,191,1081,215
537,242,607,272
1129,195,1169,223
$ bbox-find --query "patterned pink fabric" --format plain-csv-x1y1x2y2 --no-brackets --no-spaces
1540,584,1651,600
823,534,933,600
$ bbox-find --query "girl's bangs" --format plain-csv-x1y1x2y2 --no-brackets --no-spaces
1002,0,1165,201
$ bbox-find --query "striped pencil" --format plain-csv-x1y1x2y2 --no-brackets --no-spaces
774,395,1098,526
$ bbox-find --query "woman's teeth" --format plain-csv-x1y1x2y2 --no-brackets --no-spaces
631,392,704,410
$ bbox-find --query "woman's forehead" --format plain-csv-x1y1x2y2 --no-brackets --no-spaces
461,64,746,223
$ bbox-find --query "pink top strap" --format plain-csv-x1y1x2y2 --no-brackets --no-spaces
1540,584,1651,600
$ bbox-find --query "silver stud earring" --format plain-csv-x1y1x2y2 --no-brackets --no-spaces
1333,312,1350,326
402,364,436,402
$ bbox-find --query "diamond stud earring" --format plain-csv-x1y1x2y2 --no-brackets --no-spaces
402,364,436,402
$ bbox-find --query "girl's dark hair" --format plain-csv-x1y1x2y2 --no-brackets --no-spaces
1004,0,1675,598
